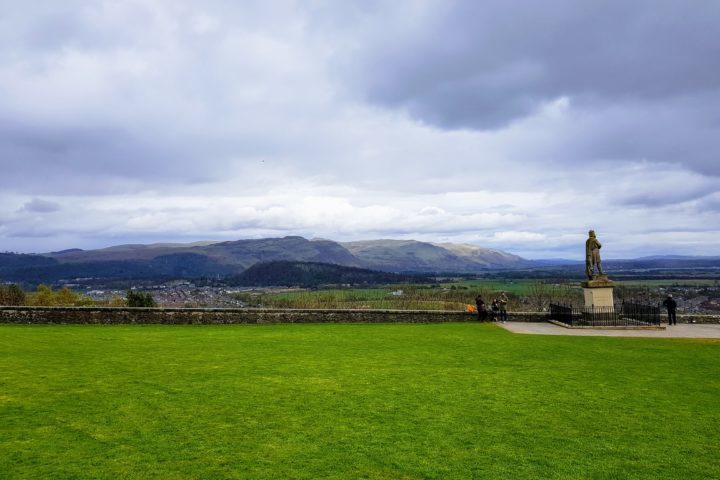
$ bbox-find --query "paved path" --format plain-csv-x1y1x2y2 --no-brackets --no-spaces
499,322,720,339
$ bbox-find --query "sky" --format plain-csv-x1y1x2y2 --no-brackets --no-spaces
1,0,719,259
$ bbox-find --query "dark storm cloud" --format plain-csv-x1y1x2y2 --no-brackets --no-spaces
337,0,720,181
348,0,720,129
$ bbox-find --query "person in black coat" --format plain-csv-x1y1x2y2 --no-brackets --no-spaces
475,294,487,322
662,294,677,325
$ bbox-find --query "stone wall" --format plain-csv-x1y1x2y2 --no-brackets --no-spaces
0,306,548,325
1,307,715,324
672,313,720,324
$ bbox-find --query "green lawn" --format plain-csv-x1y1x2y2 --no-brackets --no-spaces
1,324,718,479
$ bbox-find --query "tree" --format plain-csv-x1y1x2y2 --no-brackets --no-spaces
55,287,80,306
126,290,157,307
0,284,26,306
34,284,56,306
108,295,127,307
526,282,552,311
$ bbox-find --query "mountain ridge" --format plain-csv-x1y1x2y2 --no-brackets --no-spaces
0,236,530,285
2,236,718,285
38,236,531,273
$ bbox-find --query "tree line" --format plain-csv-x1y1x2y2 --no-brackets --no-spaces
0,284,155,307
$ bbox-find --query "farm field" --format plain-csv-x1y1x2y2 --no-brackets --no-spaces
242,278,720,312
616,279,719,287
239,280,541,310
1,323,719,479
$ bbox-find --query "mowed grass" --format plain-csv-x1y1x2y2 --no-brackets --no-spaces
1,324,719,479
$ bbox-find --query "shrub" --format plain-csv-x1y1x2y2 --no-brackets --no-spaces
126,291,157,307
0,284,26,306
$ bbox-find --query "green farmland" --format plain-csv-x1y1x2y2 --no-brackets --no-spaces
238,280,541,310
1,324,719,479
616,279,719,288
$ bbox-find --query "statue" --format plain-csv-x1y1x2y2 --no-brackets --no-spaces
585,230,603,279
582,230,613,308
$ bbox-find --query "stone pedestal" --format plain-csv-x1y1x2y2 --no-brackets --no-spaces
581,275,615,308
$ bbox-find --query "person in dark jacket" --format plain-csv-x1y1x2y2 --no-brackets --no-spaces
490,299,499,322
475,294,487,322
662,294,677,325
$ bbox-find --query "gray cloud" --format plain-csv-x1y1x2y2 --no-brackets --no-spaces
0,1,718,257
19,198,61,213
346,0,720,128
340,0,720,177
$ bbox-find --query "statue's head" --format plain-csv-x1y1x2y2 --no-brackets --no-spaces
588,230,596,237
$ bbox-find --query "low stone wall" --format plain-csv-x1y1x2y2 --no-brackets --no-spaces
0,306,548,325
1,307,715,325
673,313,720,324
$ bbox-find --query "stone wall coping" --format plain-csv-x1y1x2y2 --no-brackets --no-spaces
0,306,544,315
0,306,474,314
1,306,717,324
0,306,717,317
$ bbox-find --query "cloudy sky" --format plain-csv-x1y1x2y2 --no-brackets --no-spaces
1,1,719,259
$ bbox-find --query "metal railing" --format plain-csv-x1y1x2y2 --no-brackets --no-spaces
549,303,661,327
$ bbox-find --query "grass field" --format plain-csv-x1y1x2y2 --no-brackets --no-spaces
617,279,719,287
241,280,540,310
449,279,546,295
247,287,471,310
1,324,719,479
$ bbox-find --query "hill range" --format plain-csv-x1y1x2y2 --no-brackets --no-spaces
0,236,529,285
1,236,718,286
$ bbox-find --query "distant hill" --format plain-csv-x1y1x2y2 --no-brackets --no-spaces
340,239,470,272
432,242,529,269
31,236,532,277
5,235,715,286
201,237,360,269
341,239,531,272
49,240,223,262
48,236,360,269
0,253,234,284
603,257,720,269
229,261,432,287
1,236,530,285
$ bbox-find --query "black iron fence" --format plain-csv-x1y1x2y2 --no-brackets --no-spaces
549,302,661,327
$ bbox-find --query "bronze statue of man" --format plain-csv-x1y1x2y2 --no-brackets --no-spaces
585,230,603,279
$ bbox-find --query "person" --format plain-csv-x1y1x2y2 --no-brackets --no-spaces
475,294,487,322
498,291,508,323
662,294,677,325
490,299,499,322
585,230,604,279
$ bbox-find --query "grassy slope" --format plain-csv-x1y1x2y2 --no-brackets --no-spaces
1,324,718,479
